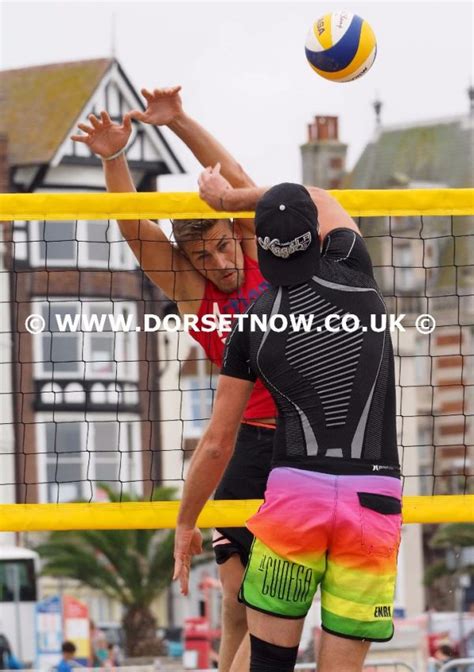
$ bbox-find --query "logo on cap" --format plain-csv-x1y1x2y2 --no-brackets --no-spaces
257,231,312,259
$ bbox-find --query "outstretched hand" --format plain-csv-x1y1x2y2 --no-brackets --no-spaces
128,86,183,126
173,526,203,596
198,163,233,210
71,111,132,159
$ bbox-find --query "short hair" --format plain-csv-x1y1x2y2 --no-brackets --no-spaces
62,641,76,654
171,218,233,247
438,644,455,657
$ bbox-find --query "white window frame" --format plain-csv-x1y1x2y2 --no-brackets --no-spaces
36,412,143,503
77,220,113,268
28,219,136,270
33,299,139,381
30,219,77,266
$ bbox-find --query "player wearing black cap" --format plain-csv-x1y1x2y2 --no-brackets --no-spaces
174,178,401,672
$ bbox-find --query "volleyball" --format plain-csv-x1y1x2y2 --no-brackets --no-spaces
305,11,377,82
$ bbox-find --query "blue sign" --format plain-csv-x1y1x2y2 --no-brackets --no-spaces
35,596,63,669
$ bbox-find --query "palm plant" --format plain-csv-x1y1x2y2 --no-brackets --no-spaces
424,523,474,593
36,486,196,656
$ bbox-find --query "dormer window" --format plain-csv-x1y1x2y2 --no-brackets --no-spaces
29,220,136,269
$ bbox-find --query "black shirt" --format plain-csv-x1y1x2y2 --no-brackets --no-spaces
221,228,400,476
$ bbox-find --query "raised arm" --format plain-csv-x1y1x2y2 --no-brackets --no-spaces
198,168,361,242
128,87,255,189
71,112,204,311
305,186,360,241
128,87,258,245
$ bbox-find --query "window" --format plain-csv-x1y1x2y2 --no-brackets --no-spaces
0,559,37,602
40,303,83,376
79,220,110,265
12,222,28,261
35,300,138,380
90,422,121,488
88,335,115,376
45,422,82,503
85,303,116,377
182,375,217,438
39,418,142,503
36,221,77,264
30,220,136,269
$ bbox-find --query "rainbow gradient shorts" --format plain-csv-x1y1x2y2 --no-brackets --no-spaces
240,467,402,641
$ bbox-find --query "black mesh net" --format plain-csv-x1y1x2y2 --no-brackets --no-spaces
0,213,472,506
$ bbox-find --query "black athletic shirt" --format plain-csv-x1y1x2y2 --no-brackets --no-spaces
221,228,400,477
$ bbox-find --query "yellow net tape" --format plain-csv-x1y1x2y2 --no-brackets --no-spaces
0,496,472,531
0,188,473,220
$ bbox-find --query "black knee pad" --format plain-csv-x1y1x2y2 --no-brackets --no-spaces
249,633,298,672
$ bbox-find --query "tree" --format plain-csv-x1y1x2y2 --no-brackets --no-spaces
424,523,474,598
36,486,199,657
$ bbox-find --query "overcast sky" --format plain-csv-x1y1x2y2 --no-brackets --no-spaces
1,0,472,190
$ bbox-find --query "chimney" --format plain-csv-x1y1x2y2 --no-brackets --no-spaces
307,116,339,142
300,116,347,189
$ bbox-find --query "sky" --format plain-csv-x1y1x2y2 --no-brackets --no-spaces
1,0,472,191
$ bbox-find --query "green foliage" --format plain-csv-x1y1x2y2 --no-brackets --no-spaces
430,523,474,550
36,486,178,607
424,560,451,587
35,485,214,655
424,523,474,589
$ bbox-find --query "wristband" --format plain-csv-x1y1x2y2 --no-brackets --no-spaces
100,124,137,162
101,147,126,162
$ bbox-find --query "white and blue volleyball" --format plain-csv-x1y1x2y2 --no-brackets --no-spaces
305,11,377,82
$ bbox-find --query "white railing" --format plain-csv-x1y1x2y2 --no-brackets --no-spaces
438,660,474,672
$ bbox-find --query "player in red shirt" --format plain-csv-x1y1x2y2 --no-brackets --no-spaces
72,86,275,671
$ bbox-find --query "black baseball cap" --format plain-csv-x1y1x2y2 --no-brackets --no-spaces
255,183,320,287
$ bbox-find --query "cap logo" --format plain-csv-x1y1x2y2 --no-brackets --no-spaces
257,231,312,259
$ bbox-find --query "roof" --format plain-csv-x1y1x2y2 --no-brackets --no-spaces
0,545,39,560
346,117,474,188
347,116,474,297
0,58,113,166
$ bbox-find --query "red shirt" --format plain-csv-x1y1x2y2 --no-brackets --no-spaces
192,254,277,420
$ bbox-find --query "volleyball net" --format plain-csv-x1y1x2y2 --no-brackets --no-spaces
0,189,473,531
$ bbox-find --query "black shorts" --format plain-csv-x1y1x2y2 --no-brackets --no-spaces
213,422,274,566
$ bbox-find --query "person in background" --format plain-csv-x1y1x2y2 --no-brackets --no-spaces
56,641,83,672
0,633,22,670
429,643,459,672
101,643,118,670
93,634,109,667
89,620,107,666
